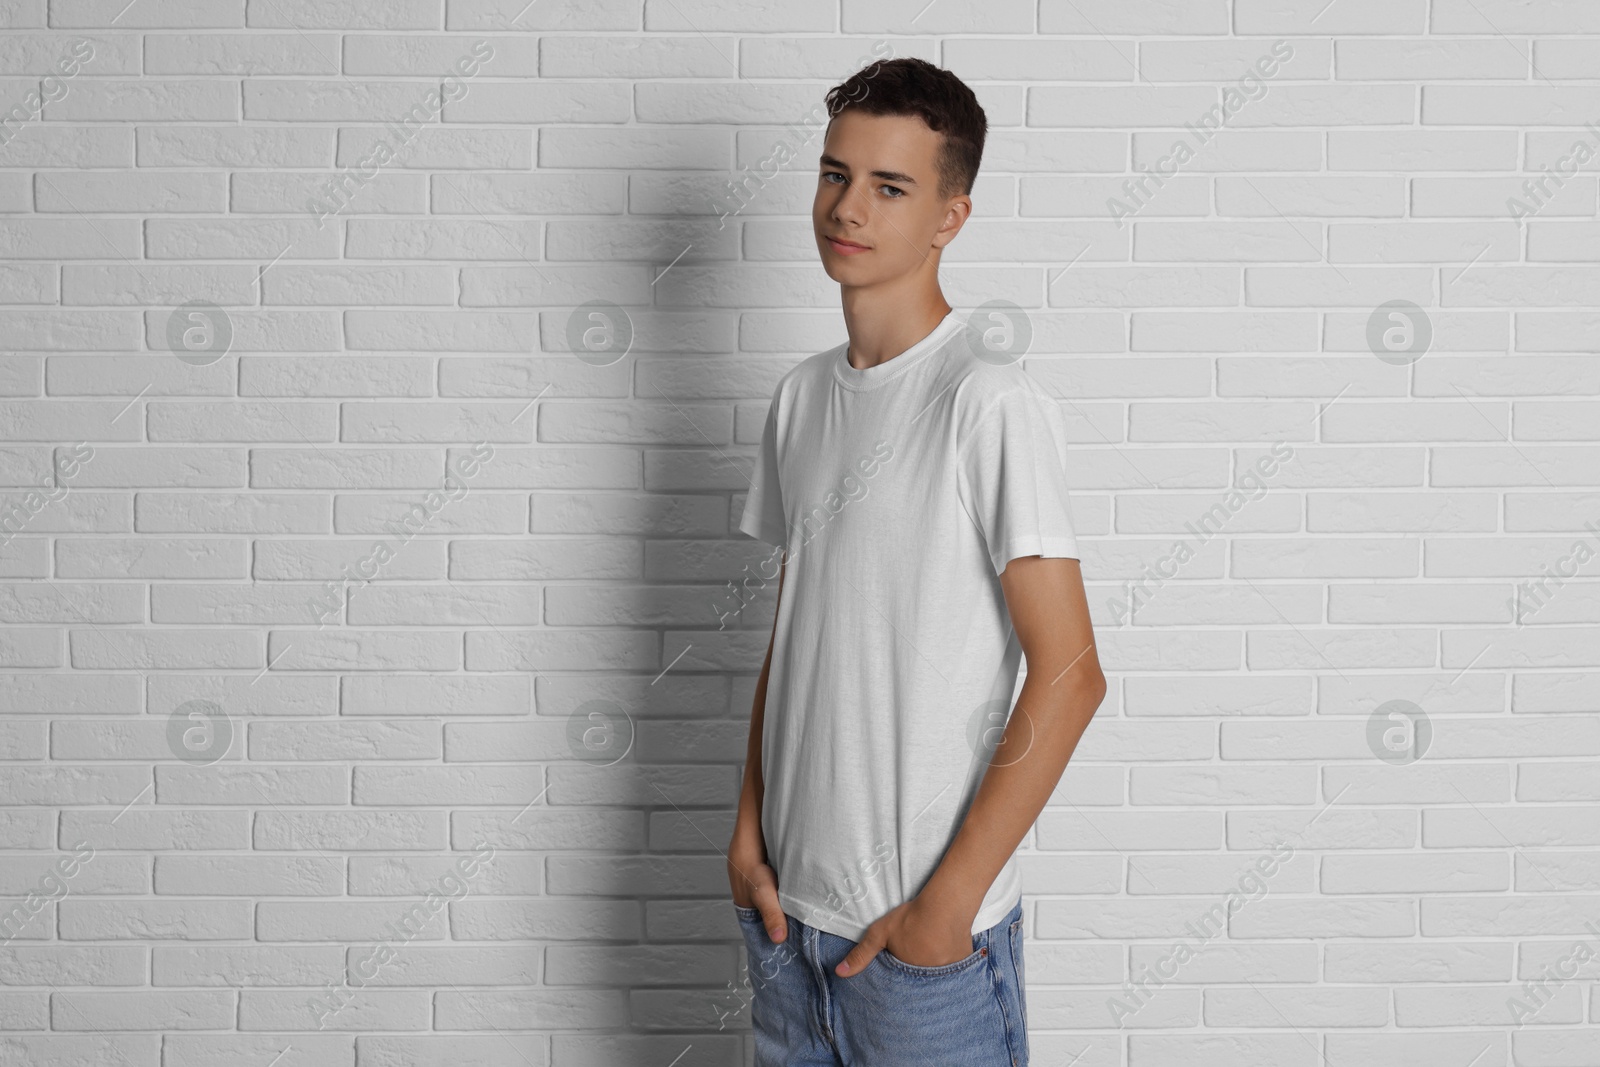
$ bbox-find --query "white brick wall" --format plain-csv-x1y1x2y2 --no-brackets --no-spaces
0,1,1598,1064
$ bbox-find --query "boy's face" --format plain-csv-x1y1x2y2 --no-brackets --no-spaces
812,109,970,288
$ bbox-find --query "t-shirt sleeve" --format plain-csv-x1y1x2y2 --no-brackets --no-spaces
738,400,787,550
956,381,1080,576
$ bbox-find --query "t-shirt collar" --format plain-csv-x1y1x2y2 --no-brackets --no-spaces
831,309,962,392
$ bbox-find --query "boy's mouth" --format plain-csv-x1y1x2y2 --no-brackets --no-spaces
825,235,871,255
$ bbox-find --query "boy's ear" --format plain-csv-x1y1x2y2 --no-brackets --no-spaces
935,197,974,246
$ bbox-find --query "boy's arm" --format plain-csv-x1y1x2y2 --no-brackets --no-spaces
727,556,788,939
836,553,1104,975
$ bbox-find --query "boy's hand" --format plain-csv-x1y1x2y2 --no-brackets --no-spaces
728,848,787,943
834,894,975,977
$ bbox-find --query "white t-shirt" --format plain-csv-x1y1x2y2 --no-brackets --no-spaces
737,308,1080,941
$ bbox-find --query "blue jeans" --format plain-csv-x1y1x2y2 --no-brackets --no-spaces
733,897,1029,1067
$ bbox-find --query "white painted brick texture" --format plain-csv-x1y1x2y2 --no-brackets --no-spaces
0,2,1597,1065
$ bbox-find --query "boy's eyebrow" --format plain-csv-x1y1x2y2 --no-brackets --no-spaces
818,153,920,186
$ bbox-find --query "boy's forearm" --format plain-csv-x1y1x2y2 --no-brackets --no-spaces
732,681,769,860
731,557,784,861
918,670,1105,922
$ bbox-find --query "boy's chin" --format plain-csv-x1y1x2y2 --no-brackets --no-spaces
818,258,878,285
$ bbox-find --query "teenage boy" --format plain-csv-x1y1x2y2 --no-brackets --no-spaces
728,57,1105,1066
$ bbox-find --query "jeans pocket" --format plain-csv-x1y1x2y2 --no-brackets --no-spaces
876,940,987,979
734,903,762,923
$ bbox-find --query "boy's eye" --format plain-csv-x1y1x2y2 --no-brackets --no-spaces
822,172,904,198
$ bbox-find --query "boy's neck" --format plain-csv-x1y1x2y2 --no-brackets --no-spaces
841,290,953,372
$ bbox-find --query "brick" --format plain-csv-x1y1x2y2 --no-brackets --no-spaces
144,33,340,75
43,79,238,120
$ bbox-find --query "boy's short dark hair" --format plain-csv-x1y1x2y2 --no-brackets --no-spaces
823,56,988,202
